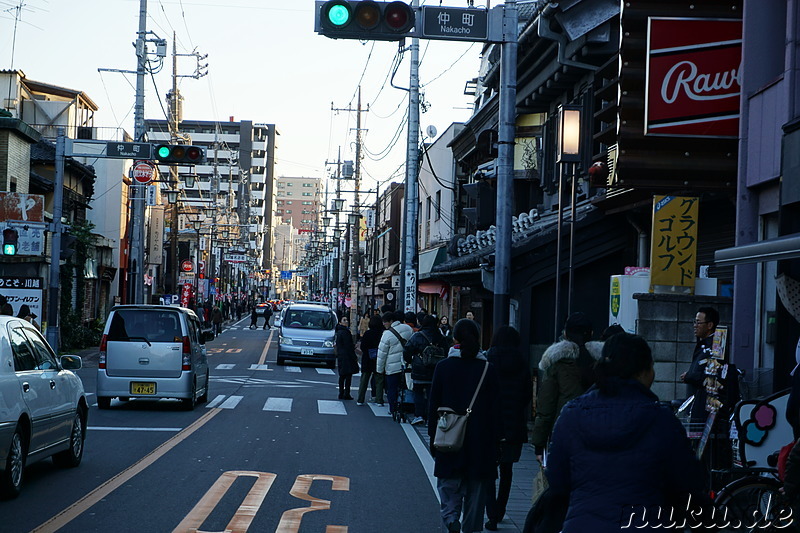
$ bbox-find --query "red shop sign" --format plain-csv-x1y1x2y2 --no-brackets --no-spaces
645,17,742,138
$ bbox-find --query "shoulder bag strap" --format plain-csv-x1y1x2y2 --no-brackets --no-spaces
466,361,489,415
389,327,407,347
420,330,432,345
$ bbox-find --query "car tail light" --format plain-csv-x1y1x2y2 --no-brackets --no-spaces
182,336,192,371
99,334,107,369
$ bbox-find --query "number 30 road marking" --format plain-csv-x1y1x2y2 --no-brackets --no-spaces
173,471,349,533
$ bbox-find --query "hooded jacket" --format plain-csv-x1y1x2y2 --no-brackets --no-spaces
377,321,413,375
546,379,711,533
531,340,602,451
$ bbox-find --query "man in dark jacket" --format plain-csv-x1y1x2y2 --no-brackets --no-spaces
681,306,719,425
335,316,359,400
404,314,449,425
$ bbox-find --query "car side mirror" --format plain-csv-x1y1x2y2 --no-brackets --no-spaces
60,355,82,370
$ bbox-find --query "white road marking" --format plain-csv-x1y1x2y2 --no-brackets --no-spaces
216,364,236,370
315,368,335,375
218,395,244,409
401,423,439,503
206,395,227,408
317,400,347,415
88,426,182,432
284,366,301,373
263,397,293,412
368,402,392,417
249,364,270,371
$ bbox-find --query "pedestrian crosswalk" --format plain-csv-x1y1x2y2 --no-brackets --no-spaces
214,364,334,373
204,394,394,418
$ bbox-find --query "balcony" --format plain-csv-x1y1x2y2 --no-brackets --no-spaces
251,157,266,167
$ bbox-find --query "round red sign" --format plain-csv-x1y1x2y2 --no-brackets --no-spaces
181,260,193,272
132,162,154,184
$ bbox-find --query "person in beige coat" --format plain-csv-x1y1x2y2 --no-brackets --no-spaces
376,310,413,414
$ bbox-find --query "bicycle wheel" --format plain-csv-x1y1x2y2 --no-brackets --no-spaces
714,476,789,532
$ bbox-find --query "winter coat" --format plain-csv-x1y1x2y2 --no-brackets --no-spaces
211,307,223,324
403,326,449,383
546,379,711,533
359,325,383,374
427,350,502,480
683,335,714,424
486,345,532,445
358,316,370,337
377,321,412,375
531,340,602,451
334,324,359,376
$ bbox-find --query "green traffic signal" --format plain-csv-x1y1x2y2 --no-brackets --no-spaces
153,144,206,165
157,145,171,159
2,228,18,256
3,244,15,255
327,2,351,26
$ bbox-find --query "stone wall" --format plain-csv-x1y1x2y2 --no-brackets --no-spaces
634,293,732,402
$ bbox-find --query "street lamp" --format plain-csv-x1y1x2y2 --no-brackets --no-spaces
183,174,196,188
554,104,582,339
165,190,179,205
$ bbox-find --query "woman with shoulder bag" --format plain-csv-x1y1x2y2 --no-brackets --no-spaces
428,319,501,533
356,314,384,405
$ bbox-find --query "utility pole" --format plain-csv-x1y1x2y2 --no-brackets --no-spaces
401,6,420,314
129,0,148,304
46,128,65,352
168,31,181,299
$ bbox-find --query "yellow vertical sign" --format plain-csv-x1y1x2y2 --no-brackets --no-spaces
650,196,699,291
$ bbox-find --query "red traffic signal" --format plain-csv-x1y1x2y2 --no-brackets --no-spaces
316,1,416,41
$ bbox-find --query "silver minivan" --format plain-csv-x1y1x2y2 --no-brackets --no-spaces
276,304,338,367
96,305,210,410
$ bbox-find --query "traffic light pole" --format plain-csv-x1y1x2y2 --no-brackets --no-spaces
46,127,65,352
492,0,517,331
129,0,148,304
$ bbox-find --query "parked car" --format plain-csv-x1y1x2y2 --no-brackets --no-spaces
96,305,211,410
0,316,87,498
277,303,338,367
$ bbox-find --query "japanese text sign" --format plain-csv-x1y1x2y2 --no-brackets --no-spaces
650,196,699,290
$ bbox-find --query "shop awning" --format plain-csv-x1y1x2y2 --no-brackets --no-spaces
714,234,800,266
418,280,448,295
418,246,448,279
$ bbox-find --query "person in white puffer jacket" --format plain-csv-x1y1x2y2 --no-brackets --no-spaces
377,310,413,414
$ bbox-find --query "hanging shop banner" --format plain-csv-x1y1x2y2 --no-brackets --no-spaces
0,276,43,320
650,196,699,291
645,17,742,137
148,206,164,264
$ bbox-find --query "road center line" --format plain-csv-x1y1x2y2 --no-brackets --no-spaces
31,408,223,533
258,329,274,366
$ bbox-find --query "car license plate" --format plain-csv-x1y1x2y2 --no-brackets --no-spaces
301,348,314,356
130,382,156,395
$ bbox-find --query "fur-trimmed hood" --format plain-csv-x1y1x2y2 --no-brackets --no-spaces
539,340,604,375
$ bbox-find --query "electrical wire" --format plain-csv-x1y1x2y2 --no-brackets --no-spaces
421,43,477,87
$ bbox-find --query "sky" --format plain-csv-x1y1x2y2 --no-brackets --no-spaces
0,0,484,200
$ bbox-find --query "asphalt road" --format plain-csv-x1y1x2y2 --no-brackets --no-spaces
1,318,442,532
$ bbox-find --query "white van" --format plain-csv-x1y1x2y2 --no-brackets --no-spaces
96,305,211,410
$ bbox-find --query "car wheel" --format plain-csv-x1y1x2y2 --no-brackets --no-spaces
97,397,111,410
53,409,85,468
198,374,209,403
0,425,26,499
276,356,286,366
182,380,197,410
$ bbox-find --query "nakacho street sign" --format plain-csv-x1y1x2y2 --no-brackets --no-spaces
107,141,153,160
420,6,489,41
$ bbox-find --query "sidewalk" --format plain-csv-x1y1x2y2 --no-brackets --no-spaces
410,421,538,532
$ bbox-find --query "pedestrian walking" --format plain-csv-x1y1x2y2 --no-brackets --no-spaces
262,304,273,330
211,306,223,336
428,318,501,533
376,311,412,415
403,314,449,425
545,333,713,532
483,326,532,531
16,304,40,331
249,307,258,329
335,315,359,400
356,314,383,405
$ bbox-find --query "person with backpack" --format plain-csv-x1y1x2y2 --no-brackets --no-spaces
377,310,413,416
404,314,449,425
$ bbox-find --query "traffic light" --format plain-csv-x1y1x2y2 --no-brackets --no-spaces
2,228,18,255
316,1,416,41
61,232,78,260
153,144,206,165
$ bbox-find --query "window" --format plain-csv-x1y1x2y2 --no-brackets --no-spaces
287,182,294,187
10,326,36,371
286,210,292,214
23,327,58,370
276,200,284,206
436,191,441,220
286,201,293,205
302,201,312,205
302,183,313,187
276,210,283,215
286,192,293,196
302,192,312,197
